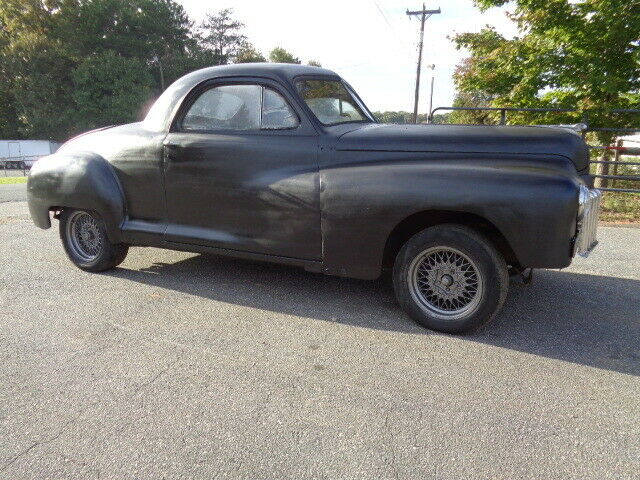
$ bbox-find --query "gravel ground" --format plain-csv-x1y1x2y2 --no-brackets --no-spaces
1,199,638,479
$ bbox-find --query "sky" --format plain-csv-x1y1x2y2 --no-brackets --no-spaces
178,0,519,114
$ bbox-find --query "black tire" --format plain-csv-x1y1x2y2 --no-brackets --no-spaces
59,209,129,272
393,224,508,334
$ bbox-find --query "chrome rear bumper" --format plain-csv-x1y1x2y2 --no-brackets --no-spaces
574,187,602,257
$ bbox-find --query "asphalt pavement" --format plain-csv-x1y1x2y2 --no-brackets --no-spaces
1,195,638,479
0,182,26,203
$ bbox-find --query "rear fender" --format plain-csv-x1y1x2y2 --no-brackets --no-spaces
27,152,125,242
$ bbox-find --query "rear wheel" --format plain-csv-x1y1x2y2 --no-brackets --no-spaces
59,209,128,272
393,224,508,333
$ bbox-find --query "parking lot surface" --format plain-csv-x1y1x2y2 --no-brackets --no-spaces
1,195,639,479
0,182,26,203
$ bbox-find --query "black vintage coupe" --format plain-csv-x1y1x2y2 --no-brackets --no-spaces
27,63,601,333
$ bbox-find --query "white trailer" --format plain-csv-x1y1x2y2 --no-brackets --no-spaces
0,140,61,169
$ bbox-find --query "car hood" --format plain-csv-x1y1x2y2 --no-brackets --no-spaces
336,123,590,171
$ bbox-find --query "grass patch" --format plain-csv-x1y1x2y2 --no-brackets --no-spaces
590,160,640,223
600,191,640,223
0,176,27,184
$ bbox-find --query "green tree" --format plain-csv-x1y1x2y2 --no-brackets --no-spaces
373,111,430,124
450,91,500,125
235,44,266,63
8,37,77,140
452,0,640,137
67,0,196,90
0,0,78,140
307,59,322,67
374,111,412,123
449,58,499,125
269,47,300,64
72,51,152,130
200,8,247,65
0,0,198,140
0,15,20,138
64,0,193,59
430,112,451,125
0,2,322,140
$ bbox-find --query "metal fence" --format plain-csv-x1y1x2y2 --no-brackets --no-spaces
0,156,40,177
585,119,640,193
428,107,640,194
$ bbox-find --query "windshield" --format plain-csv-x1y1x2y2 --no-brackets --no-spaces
295,79,371,125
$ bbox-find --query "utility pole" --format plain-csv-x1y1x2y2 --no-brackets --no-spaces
406,4,441,124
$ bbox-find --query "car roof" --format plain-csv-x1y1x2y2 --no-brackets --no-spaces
177,63,339,87
143,63,341,132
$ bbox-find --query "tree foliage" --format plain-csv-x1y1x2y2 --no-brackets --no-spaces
453,0,640,138
66,0,194,59
0,2,302,141
449,58,500,125
374,111,430,124
0,0,198,140
72,51,152,130
449,92,501,125
199,8,248,65
235,44,266,63
269,47,301,64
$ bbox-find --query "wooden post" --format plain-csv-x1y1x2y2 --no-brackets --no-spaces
594,150,609,188
611,139,623,189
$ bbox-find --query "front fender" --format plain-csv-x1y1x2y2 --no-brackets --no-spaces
27,152,125,242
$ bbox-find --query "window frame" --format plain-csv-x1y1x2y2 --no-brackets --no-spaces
293,76,376,127
173,79,302,134
260,86,301,131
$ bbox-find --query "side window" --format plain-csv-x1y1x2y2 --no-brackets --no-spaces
261,88,299,129
183,85,261,131
182,84,299,132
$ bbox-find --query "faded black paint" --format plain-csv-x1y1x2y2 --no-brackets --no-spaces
27,64,589,280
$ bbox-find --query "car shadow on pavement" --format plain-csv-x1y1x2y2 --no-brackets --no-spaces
108,254,640,376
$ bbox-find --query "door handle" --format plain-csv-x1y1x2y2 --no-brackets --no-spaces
163,144,184,163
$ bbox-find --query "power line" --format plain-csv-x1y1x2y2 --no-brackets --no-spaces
370,1,415,56
373,1,394,31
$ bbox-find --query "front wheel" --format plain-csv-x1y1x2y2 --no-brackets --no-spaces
59,209,128,272
393,225,508,334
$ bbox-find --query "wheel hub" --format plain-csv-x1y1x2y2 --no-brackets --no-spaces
440,273,454,287
80,225,99,249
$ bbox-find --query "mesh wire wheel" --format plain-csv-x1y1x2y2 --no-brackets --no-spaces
65,211,104,262
407,246,484,321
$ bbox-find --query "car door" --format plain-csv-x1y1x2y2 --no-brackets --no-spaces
162,78,321,261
